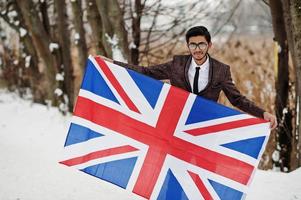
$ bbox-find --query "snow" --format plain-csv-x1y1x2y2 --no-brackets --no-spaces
283,107,288,115
74,33,80,45
13,59,18,65
54,88,63,96
105,34,127,62
272,150,280,162
19,27,27,37
0,90,301,200
277,43,282,53
7,10,18,19
297,96,300,127
296,96,300,162
58,102,68,112
49,43,59,52
0,90,142,200
25,55,31,68
129,41,137,49
1,10,6,15
14,20,20,26
247,169,301,200
74,33,80,40
55,73,64,81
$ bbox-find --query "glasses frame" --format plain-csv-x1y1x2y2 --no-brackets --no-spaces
188,42,208,50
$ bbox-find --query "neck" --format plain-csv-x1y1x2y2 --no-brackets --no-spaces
194,55,207,65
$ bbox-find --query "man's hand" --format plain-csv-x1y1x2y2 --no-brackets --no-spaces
97,55,113,63
263,112,277,130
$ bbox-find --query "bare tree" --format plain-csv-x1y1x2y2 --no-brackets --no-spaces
71,0,88,72
269,0,293,172
0,0,44,102
39,0,51,36
53,0,75,111
86,0,107,56
281,0,301,169
129,0,145,65
1,0,76,112
268,0,301,170
95,0,130,61
16,0,59,104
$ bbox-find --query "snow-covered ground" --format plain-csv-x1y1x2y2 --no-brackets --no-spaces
0,90,300,200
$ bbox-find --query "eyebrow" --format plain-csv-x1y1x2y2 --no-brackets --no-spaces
189,42,207,44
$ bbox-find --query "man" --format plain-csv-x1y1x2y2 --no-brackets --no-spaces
99,26,277,129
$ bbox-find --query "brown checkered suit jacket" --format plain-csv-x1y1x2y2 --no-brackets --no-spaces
114,54,265,118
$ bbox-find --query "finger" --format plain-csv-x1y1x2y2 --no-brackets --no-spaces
271,119,276,130
273,120,277,129
270,121,274,129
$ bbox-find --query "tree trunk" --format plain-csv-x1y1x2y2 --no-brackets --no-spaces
290,0,301,168
95,0,129,61
130,0,143,65
39,1,51,36
54,0,74,112
16,0,58,104
71,0,88,72
281,0,301,170
0,2,45,103
86,0,107,56
269,0,292,171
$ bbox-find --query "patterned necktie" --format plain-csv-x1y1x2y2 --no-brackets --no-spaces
193,67,200,94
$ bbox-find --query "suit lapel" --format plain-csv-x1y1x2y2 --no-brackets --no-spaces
184,56,192,92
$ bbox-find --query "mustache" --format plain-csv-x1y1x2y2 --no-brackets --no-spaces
193,51,204,54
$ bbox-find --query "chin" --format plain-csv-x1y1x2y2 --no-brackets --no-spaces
194,55,205,60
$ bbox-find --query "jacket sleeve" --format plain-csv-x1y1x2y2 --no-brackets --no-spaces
113,60,172,80
222,66,265,118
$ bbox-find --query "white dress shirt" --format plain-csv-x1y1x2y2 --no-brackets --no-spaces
188,56,210,93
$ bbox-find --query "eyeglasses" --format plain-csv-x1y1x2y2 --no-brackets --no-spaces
188,42,208,50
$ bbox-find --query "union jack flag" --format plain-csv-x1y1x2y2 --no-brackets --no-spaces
60,56,270,200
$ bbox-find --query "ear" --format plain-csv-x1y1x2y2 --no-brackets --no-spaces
208,42,212,49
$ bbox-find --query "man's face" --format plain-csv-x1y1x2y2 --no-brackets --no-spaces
187,35,212,62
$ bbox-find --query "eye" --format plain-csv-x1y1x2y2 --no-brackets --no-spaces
188,43,197,49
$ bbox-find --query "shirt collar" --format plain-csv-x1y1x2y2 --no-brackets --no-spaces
191,55,209,69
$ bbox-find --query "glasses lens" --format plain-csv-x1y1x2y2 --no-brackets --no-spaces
189,43,197,49
198,43,207,50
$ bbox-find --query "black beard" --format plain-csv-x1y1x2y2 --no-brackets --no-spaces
194,52,207,61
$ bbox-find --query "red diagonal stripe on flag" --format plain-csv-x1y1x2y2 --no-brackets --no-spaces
188,171,213,200
94,56,140,113
185,118,267,136
60,145,138,166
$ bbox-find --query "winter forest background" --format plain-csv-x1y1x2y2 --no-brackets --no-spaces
1,0,301,199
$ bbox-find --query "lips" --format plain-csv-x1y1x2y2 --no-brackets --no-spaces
194,52,203,56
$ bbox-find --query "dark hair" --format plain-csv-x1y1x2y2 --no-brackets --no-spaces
185,26,211,43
